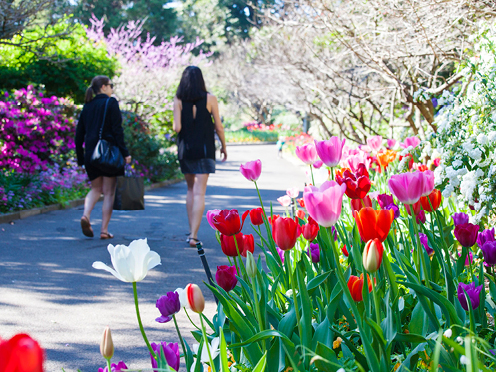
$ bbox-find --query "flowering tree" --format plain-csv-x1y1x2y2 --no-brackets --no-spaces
86,16,211,123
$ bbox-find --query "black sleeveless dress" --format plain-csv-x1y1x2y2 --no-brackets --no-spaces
177,95,216,174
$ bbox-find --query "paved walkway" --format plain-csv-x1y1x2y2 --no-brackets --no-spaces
0,144,308,371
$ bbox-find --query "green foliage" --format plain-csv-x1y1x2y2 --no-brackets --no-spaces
73,0,179,45
0,17,117,104
121,111,180,183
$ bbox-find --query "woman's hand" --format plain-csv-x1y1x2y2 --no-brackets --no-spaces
220,147,227,162
125,156,132,164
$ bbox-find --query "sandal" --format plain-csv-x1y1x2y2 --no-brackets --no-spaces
100,232,114,240
188,238,203,248
80,216,94,238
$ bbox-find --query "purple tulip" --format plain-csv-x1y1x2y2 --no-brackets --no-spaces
452,212,469,226
314,137,346,167
454,223,479,247
150,342,180,371
457,282,482,311
481,241,496,267
98,361,128,372
377,194,395,209
308,243,320,263
384,203,400,219
156,291,181,323
416,210,426,225
477,227,495,248
215,265,238,292
419,233,434,257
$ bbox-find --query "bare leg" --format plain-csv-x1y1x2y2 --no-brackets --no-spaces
83,177,103,220
185,174,195,234
189,174,209,241
101,176,117,234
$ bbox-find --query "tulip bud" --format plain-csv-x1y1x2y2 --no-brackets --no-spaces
246,251,257,278
100,326,114,360
186,283,205,313
362,239,383,273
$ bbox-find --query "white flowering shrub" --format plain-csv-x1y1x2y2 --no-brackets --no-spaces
431,25,496,223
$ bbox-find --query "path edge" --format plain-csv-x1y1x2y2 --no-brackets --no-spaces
0,177,184,225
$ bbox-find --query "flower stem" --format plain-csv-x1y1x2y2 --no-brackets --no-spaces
132,282,156,359
106,358,112,372
411,211,431,289
184,308,201,331
200,315,216,372
250,276,266,352
309,164,315,185
173,314,188,365
284,251,303,347
233,237,246,275
370,273,381,325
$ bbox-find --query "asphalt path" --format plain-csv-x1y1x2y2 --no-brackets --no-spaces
0,144,308,371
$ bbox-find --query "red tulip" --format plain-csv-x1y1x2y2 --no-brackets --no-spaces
350,195,372,213
213,209,249,236
454,223,480,248
335,163,371,199
302,216,319,242
347,274,373,302
296,209,306,220
405,200,421,216
420,189,442,212
341,244,349,257
0,334,44,372
271,215,300,251
249,208,264,226
220,233,244,257
362,239,383,273
242,234,255,257
297,198,305,208
353,207,394,243
215,265,238,292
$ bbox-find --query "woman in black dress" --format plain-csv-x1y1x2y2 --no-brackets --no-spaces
76,75,131,239
173,66,227,247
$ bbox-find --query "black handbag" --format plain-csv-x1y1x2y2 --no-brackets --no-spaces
90,98,125,174
113,176,145,210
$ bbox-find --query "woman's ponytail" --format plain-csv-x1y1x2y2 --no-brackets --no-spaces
85,75,110,104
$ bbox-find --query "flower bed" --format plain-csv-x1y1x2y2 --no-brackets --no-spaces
9,135,492,371
225,122,283,143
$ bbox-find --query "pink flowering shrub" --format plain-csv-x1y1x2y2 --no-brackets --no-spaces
243,121,282,132
0,86,77,173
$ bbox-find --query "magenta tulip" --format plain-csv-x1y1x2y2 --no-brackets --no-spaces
454,223,479,248
206,209,221,230
421,170,435,197
366,136,382,152
215,265,238,292
313,160,324,169
314,137,346,167
400,136,421,149
303,180,347,227
240,159,262,182
387,139,397,149
295,143,318,165
388,171,425,205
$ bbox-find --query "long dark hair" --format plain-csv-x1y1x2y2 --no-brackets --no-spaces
85,75,110,103
176,66,208,102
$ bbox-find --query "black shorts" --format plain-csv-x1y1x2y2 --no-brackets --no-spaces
179,158,216,174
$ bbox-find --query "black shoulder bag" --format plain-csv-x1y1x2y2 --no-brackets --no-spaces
90,98,125,174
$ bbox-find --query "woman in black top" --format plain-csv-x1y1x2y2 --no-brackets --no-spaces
173,66,227,247
76,75,131,239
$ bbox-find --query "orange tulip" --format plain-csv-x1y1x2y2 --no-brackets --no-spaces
353,207,394,243
420,189,442,212
377,149,397,168
347,274,374,302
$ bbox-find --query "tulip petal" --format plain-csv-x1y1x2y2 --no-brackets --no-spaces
92,261,128,282
109,244,138,282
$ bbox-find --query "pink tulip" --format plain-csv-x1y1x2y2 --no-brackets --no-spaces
277,195,292,207
206,210,221,230
341,148,370,172
387,139,397,149
303,180,347,227
400,136,421,149
366,136,383,152
313,160,324,169
295,144,318,165
314,137,346,167
388,171,425,205
286,187,299,199
240,159,262,182
421,170,435,197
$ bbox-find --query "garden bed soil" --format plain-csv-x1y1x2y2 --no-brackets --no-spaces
0,176,184,225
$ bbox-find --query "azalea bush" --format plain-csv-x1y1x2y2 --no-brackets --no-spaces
428,25,496,224
0,86,78,174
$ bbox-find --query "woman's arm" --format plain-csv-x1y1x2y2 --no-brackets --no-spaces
173,96,182,133
75,109,86,166
108,98,131,163
209,95,227,161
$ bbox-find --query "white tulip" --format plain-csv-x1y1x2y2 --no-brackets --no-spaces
93,239,161,282
175,287,188,308
193,337,220,363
